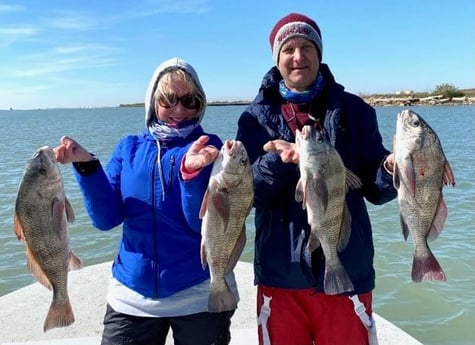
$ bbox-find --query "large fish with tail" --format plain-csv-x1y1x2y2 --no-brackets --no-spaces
295,125,362,295
199,140,254,312
14,146,82,332
393,109,455,282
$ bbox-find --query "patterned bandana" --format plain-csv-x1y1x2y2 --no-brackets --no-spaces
279,72,324,104
148,117,199,142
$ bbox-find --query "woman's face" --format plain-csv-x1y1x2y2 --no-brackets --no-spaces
278,37,320,92
155,79,200,127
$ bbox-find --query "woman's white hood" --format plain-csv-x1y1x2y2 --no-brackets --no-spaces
144,57,207,127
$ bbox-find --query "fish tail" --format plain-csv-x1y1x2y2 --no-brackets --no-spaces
208,279,237,313
411,253,447,282
43,298,75,332
323,261,354,295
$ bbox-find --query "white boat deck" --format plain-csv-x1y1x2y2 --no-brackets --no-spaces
0,261,422,345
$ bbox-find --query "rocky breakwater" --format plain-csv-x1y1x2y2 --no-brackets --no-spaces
364,95,475,107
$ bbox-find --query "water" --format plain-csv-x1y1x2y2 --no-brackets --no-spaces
0,105,474,345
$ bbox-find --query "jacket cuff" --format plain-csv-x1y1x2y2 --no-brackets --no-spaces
73,157,100,176
180,156,202,181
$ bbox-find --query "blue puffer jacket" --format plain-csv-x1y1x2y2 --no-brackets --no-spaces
74,127,221,298
236,64,397,294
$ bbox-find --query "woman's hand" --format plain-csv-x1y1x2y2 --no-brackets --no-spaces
53,136,93,164
263,139,299,164
184,135,219,172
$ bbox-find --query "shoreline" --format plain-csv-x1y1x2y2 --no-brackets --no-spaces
119,94,475,108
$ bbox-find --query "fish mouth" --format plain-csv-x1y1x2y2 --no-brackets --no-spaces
224,140,237,155
301,125,312,138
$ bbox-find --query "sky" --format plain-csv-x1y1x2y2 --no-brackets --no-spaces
1,0,474,110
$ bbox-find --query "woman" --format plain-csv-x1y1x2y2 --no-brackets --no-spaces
54,57,237,345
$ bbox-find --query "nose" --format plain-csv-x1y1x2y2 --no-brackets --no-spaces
292,47,304,61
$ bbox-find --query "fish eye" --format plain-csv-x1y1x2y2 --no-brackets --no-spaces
411,119,420,127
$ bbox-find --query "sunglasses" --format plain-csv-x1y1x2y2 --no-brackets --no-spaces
158,93,201,110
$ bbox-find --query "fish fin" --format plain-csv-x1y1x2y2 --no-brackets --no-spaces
345,169,363,190
200,243,208,270
428,197,448,241
323,259,354,295
400,214,410,241
393,162,400,189
43,296,75,332
13,214,25,240
225,227,246,274
52,197,65,230
26,246,53,290
199,189,210,219
68,251,83,271
404,155,417,197
306,233,321,253
213,190,230,227
295,178,304,205
443,160,456,187
65,197,75,223
337,203,352,252
208,279,237,313
412,251,446,282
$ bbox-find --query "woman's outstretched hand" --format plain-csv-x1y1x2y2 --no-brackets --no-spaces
184,135,219,172
53,136,93,164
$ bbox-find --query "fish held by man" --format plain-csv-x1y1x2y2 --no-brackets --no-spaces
199,140,254,312
393,109,455,282
14,146,82,332
295,125,362,295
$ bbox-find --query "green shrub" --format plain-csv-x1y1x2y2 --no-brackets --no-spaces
432,83,465,98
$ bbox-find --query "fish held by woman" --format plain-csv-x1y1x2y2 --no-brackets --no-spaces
14,146,82,331
295,125,362,295
199,140,254,312
393,109,455,282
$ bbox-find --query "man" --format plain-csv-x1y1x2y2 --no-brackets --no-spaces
236,13,396,345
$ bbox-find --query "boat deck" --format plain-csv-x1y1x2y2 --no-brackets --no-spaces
0,261,422,345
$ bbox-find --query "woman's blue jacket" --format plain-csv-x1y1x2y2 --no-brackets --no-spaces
236,64,397,294
73,127,222,298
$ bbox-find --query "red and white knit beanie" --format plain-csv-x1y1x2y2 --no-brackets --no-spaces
269,12,323,65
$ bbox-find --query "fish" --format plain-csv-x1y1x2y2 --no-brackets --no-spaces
199,140,254,312
14,146,82,332
295,125,362,295
393,109,455,282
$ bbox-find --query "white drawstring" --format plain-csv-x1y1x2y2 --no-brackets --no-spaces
348,295,378,345
257,294,272,345
349,294,379,345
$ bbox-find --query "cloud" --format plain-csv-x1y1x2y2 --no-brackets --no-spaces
0,25,38,46
0,4,25,13
10,44,119,78
42,10,103,31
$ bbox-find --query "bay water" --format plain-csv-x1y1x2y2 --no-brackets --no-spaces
0,105,473,344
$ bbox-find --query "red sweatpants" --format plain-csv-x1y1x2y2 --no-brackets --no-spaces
256,285,372,345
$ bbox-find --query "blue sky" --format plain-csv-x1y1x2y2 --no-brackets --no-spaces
1,0,474,110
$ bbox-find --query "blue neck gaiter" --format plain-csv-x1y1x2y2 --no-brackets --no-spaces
279,72,324,104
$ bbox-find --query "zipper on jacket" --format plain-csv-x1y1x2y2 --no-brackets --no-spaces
169,154,175,192
151,146,159,297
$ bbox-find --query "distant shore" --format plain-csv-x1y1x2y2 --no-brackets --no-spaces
119,100,251,108
120,92,475,108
